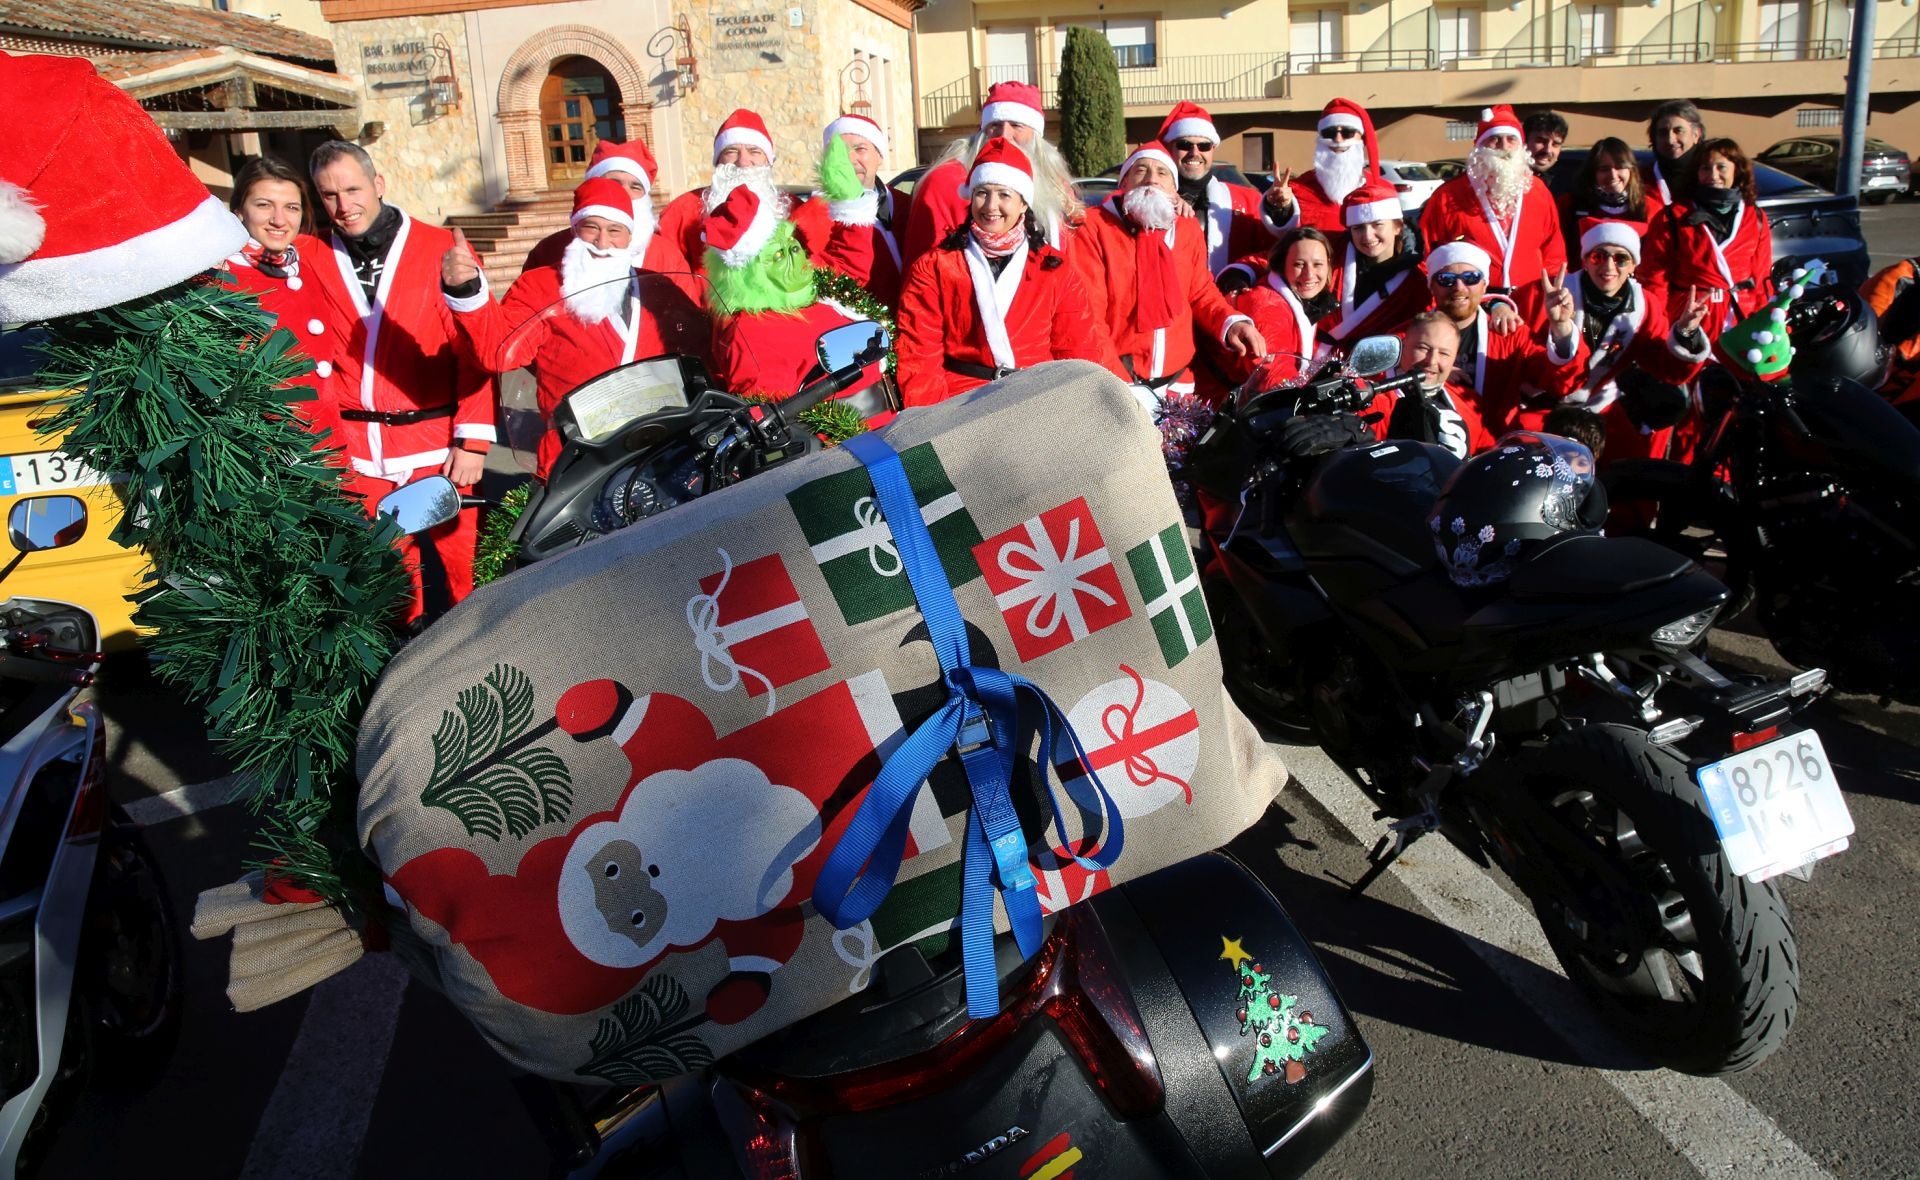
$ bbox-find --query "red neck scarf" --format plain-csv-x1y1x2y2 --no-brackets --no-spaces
970,222,1025,258
1133,221,1179,332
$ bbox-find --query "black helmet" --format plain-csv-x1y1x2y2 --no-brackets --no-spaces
1787,282,1891,390
1427,433,1598,587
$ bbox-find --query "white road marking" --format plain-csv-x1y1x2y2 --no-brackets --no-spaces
238,953,411,1180
1281,741,1838,1180
120,772,252,826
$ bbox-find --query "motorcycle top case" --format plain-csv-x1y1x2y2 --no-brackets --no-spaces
355,361,1287,1082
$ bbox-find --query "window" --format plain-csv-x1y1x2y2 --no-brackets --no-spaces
1436,7,1479,63
985,27,1036,86
1759,0,1811,50
1060,19,1157,70
1290,10,1343,66
1577,4,1617,57
1796,107,1843,127
1244,132,1274,172
1445,120,1478,141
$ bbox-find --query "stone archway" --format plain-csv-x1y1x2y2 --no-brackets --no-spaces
497,25,653,200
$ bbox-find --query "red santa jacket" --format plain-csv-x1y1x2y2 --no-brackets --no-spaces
896,236,1125,406
792,185,910,308
1637,201,1774,344
1322,245,1433,351
307,211,494,481
220,234,346,457
1503,275,1709,433
1419,174,1568,328
1266,171,1351,237
1373,378,1499,458
709,299,885,406
1401,306,1585,435
1218,272,1323,389
1193,173,1276,277
656,187,712,273
1073,204,1243,385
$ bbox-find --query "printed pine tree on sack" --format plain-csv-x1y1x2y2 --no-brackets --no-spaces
787,442,983,625
421,664,573,840
576,974,716,1085
1125,523,1213,668
1223,937,1327,1084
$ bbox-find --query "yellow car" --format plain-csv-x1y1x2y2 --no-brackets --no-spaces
0,326,146,651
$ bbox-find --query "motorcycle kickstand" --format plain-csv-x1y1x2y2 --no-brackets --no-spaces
1348,820,1429,898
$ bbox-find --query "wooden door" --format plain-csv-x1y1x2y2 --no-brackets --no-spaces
539,58,624,189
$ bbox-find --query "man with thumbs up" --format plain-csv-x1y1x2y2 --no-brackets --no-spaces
307,139,495,621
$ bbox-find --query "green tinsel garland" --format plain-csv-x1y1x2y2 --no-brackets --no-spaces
473,483,530,586
34,277,409,910
813,268,898,376
797,399,868,445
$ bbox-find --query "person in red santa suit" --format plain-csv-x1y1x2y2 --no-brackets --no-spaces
1405,239,1582,436
1074,143,1263,410
222,156,347,460
519,138,690,282
1318,177,1433,355
1152,101,1274,282
655,110,780,267
800,112,911,308
896,137,1125,406
1260,98,1381,238
1637,137,1773,346
1514,220,1713,463
1419,105,1568,328
901,81,1086,269
306,140,494,622
1555,136,1663,265
1377,312,1499,457
1210,227,1335,392
439,178,709,481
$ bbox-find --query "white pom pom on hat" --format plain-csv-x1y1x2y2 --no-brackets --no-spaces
1747,348,1764,363
0,180,45,266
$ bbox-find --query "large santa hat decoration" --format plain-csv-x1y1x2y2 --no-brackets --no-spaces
962,136,1036,203
713,109,777,164
822,112,889,159
1343,177,1404,227
584,139,658,193
570,178,636,233
1476,105,1522,147
1158,101,1221,147
1318,97,1383,184
703,175,782,268
0,53,245,322
980,80,1045,135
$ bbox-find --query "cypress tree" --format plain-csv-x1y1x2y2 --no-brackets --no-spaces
1057,27,1126,178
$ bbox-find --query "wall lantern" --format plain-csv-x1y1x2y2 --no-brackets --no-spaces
647,25,700,101
423,33,461,115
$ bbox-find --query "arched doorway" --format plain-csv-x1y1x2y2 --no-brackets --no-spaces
538,56,626,188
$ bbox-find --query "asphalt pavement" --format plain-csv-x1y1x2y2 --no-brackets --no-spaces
31,209,1920,1179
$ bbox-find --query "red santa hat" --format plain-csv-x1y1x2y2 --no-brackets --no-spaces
1579,218,1641,264
1343,177,1404,227
1120,142,1178,181
713,109,777,164
703,177,781,268
962,137,1035,203
583,139,657,193
570,178,636,233
1318,97,1383,184
980,80,1045,135
1476,105,1522,147
1427,239,1494,274
1158,101,1220,147
0,53,245,322
822,112,888,159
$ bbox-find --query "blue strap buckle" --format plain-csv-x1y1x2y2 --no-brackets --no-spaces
989,829,1037,894
954,707,993,755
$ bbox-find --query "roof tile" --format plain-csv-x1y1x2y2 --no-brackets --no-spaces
0,0,333,63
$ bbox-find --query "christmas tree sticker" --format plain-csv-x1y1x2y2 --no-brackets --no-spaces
1723,259,1830,384
1222,936,1328,1085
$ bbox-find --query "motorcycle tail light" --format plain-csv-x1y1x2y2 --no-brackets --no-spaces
1731,725,1780,753
712,1080,805,1180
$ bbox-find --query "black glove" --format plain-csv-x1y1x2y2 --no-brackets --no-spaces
1618,368,1690,429
1279,411,1372,459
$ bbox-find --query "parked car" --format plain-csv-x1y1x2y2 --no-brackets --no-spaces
1546,147,1871,293
1074,176,1119,205
1428,158,1467,181
1756,136,1911,205
886,165,927,196
1379,159,1445,216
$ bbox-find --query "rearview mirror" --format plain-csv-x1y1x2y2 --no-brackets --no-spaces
816,323,890,376
8,495,86,553
377,477,460,535
1349,335,1401,377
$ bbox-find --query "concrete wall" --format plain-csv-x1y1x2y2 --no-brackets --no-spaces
331,13,491,221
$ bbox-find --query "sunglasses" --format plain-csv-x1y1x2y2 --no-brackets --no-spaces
1588,250,1636,267
1433,270,1485,288
1320,126,1360,140
1170,139,1212,153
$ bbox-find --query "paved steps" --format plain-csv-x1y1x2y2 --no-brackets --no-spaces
445,192,575,289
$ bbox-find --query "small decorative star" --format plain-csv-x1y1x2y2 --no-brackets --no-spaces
1220,935,1252,970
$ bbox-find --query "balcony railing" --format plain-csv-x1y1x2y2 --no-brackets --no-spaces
1289,48,1437,71
1715,38,1848,61
1876,35,1920,57
920,53,1288,128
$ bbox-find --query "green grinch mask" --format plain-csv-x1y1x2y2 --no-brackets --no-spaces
707,219,815,316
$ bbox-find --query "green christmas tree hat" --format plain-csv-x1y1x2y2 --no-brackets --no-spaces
1722,258,1831,383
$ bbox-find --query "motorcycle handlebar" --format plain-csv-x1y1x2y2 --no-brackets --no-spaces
782,345,887,419
0,651,93,688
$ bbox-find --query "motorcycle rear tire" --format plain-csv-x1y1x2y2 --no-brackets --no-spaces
1522,724,1798,1076
81,819,183,1086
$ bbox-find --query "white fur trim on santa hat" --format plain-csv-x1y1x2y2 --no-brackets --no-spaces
1580,220,1642,263
1121,145,1177,179
1345,197,1403,226
980,100,1044,134
571,203,637,233
0,181,45,266
1477,108,1521,145
823,115,889,159
1318,111,1364,132
0,193,244,323
1427,240,1493,274
1161,115,1219,145
828,187,880,227
714,125,776,163
584,156,651,190
965,160,1035,203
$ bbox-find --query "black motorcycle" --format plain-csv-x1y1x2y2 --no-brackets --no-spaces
383,285,1375,1178
1189,339,1850,1076
1606,274,1920,703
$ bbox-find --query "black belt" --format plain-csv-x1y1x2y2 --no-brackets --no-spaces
1120,356,1181,391
339,404,456,426
946,358,1019,381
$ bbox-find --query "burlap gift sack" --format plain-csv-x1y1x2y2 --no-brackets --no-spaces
355,360,1286,1081
193,872,365,1011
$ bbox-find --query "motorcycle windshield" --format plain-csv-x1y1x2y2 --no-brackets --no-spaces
1230,351,1322,415
490,269,719,472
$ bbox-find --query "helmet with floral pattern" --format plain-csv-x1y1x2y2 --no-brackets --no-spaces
1427,432,1598,587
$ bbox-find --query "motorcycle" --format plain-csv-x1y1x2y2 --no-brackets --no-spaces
1605,270,1920,703
0,494,181,1175
1189,338,1848,1076
380,275,1376,1178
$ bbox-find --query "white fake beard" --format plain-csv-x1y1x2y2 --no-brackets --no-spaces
705,163,778,210
1467,146,1533,217
1314,141,1368,204
1121,184,1179,231
560,236,637,325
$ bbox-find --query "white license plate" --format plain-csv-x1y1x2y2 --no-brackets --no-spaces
0,451,108,496
1867,175,1901,188
1697,731,1853,884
